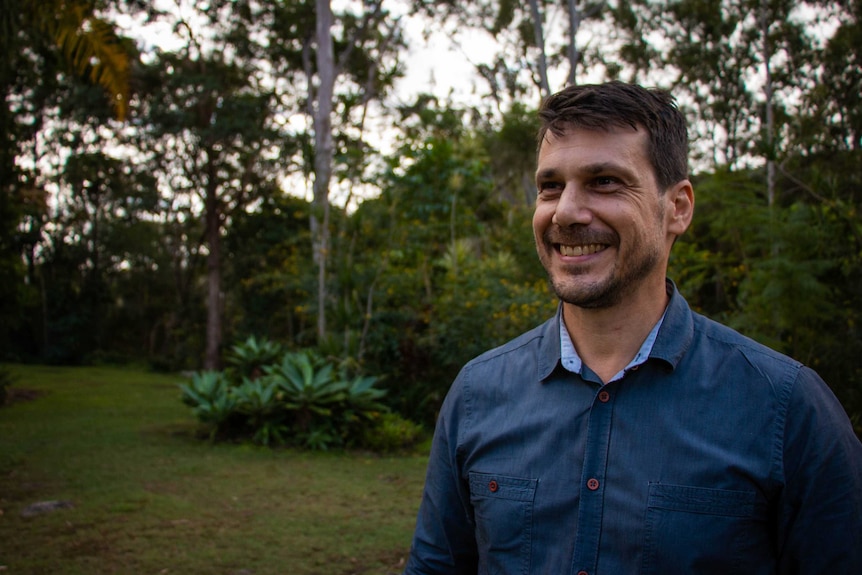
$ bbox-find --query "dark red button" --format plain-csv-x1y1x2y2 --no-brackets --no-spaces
598,390,610,403
489,480,498,492
587,478,600,490
577,571,589,575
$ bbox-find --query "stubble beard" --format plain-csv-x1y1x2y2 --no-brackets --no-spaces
541,237,663,310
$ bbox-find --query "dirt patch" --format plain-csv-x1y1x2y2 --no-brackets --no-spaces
2,388,46,406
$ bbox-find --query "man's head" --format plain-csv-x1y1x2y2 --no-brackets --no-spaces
537,82,688,192
532,82,694,309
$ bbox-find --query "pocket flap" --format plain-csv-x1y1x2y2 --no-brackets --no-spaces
469,472,538,502
648,483,756,517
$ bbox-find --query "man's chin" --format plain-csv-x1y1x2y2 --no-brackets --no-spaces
550,279,621,310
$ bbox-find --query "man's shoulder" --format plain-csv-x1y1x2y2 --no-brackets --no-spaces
471,317,553,363
690,310,803,373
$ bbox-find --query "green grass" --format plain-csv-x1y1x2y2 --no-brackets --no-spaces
0,365,428,574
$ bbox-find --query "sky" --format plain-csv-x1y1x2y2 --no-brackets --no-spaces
110,1,494,207
115,0,498,106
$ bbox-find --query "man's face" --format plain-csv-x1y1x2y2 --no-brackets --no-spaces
533,126,690,309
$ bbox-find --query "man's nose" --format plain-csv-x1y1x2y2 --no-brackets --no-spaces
551,185,593,227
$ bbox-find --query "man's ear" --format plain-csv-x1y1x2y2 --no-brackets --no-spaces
666,179,694,237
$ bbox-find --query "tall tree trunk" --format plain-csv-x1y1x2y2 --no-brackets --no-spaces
760,2,776,210
311,0,335,341
565,0,582,86
204,170,222,370
527,0,551,98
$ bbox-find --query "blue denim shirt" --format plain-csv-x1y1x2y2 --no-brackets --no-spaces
405,282,862,574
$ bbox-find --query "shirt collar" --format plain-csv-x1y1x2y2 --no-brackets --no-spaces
559,307,665,383
538,279,693,383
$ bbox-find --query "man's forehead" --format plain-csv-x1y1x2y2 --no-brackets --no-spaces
538,125,647,158
542,122,642,143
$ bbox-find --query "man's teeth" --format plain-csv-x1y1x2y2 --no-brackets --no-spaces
559,244,605,256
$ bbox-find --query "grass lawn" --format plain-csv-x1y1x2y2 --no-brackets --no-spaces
0,364,429,574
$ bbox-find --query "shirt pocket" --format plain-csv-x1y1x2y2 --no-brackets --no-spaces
468,472,538,575
641,483,769,575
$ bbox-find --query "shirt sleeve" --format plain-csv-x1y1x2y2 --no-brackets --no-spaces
404,374,479,575
777,366,862,573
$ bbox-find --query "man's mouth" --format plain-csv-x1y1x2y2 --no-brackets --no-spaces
557,243,607,257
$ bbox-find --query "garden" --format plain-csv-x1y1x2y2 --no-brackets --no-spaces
0,363,428,574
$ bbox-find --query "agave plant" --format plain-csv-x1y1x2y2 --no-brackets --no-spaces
342,374,387,414
179,371,239,439
264,350,346,432
225,336,285,381
233,377,287,446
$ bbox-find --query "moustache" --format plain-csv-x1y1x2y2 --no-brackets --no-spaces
543,226,618,246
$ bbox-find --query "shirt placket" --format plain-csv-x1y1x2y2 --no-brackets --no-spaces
570,384,615,575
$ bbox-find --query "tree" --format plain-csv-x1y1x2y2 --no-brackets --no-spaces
311,0,336,341
282,0,404,340
0,0,133,358
620,0,862,428
225,192,314,345
134,33,281,368
410,0,605,108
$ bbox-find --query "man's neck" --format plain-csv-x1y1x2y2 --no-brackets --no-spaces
562,282,670,384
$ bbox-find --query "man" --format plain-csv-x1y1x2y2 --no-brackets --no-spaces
403,82,862,574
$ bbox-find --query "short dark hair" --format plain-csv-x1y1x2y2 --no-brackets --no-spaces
537,81,689,191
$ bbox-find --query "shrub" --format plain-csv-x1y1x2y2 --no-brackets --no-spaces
179,371,241,440
358,412,424,453
264,350,344,435
179,346,391,450
233,377,287,446
264,350,389,450
225,336,285,382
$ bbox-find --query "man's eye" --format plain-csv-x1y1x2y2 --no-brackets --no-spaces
538,181,563,192
595,176,617,186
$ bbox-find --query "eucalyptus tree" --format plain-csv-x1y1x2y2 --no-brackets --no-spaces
132,3,283,369
410,0,605,108
803,0,862,153
265,0,405,340
612,0,830,177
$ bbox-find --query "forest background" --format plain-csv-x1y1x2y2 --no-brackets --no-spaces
2,0,861,433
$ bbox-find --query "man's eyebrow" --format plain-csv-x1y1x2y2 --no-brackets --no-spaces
582,162,630,174
536,162,636,179
535,168,559,180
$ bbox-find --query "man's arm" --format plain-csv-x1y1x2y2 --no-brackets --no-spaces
777,366,862,573
404,383,479,574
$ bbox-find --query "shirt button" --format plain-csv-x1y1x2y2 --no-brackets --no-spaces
598,390,610,403
587,478,600,490
488,480,499,492
577,571,589,575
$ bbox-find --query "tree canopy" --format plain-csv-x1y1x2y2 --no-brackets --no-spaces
1,0,860,432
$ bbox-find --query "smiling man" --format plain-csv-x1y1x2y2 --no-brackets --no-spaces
403,82,862,574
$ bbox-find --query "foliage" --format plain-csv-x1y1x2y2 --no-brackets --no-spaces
224,193,314,345
417,238,556,419
233,376,288,446
359,412,425,454
2,0,861,438
226,336,286,382
264,350,343,434
181,346,392,450
179,371,241,439
671,161,862,424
